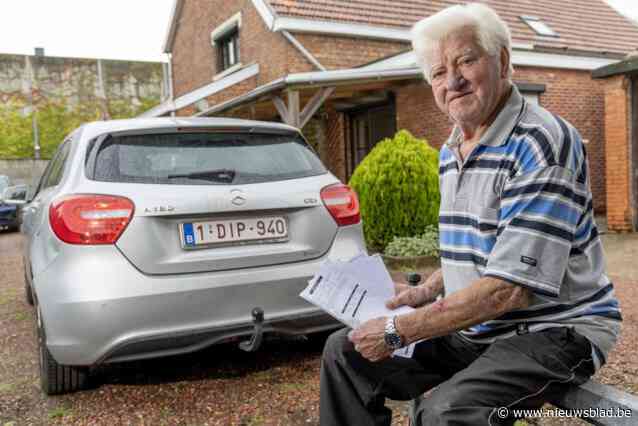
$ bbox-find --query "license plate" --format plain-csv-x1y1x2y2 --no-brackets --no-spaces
181,216,288,247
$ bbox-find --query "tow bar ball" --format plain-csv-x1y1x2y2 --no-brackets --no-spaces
239,307,265,352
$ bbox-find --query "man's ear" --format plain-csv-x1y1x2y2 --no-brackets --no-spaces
499,47,510,79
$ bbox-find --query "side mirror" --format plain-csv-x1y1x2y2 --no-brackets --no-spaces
1,185,29,205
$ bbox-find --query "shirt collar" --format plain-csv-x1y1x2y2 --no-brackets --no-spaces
446,85,525,148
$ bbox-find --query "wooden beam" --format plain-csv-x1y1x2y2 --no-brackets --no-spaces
288,90,300,128
300,87,335,129
271,96,290,125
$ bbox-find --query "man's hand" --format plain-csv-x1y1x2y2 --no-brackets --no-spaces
348,317,393,362
386,270,444,310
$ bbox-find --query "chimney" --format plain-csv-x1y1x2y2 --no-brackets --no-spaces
34,47,45,57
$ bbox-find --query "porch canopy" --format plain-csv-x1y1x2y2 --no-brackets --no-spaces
195,65,423,128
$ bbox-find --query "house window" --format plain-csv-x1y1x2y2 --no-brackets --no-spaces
210,12,242,77
520,16,558,37
217,29,239,72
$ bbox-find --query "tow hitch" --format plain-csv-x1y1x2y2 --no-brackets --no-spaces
239,307,265,352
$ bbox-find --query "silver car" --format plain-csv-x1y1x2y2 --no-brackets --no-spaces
3,117,365,395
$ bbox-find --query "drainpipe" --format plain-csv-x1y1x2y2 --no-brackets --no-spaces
166,53,175,117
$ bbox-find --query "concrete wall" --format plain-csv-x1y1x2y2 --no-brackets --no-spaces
0,159,48,187
0,53,166,159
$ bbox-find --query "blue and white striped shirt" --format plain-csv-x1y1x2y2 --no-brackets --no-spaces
439,87,621,368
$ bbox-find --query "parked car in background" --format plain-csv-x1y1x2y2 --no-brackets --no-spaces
1,117,365,395
0,175,22,231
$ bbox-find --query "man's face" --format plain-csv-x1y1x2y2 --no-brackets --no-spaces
428,27,505,128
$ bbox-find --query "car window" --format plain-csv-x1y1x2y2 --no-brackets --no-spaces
41,141,71,191
88,132,327,185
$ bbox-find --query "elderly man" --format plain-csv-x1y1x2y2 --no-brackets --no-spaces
319,3,621,425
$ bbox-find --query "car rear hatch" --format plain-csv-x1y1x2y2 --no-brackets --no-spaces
84,129,345,275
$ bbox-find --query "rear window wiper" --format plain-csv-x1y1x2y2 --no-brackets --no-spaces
167,168,236,182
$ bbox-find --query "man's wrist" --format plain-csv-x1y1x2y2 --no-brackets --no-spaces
393,315,409,346
384,316,405,349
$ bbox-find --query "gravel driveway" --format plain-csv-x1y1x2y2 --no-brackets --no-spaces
1,230,637,425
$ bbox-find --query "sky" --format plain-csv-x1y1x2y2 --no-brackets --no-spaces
0,0,636,63
0,0,174,62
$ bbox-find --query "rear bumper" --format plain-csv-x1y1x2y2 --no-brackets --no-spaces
101,310,340,364
34,224,365,365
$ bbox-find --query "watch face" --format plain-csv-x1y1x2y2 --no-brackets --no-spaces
384,332,402,349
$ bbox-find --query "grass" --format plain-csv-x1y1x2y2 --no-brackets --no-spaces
251,370,273,381
278,383,306,392
14,312,28,321
0,383,15,393
243,413,265,426
48,406,72,420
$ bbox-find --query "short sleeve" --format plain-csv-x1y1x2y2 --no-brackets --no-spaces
484,166,587,297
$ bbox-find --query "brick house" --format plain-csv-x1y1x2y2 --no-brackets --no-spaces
145,0,638,230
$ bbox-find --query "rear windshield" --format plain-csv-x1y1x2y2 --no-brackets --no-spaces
86,132,327,185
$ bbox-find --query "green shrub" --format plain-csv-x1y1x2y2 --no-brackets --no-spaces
384,225,440,258
349,130,440,251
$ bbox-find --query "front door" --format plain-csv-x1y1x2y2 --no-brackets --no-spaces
348,101,396,177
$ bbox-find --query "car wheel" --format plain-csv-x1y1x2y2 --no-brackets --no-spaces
36,306,89,395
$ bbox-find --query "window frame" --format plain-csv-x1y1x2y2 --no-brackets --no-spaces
520,15,559,37
210,12,242,77
217,28,240,72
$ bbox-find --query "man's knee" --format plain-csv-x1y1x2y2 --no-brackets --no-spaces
322,327,352,366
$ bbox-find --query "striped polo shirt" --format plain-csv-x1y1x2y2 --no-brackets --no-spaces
439,87,621,368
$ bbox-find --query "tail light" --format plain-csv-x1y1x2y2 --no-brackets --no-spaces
49,195,135,245
320,184,360,226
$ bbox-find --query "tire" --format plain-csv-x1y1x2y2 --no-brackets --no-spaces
24,267,34,306
36,307,89,395
25,279,34,306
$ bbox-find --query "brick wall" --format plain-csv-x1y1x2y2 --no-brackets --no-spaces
293,34,407,70
396,82,452,150
171,0,314,101
324,104,347,182
603,75,634,232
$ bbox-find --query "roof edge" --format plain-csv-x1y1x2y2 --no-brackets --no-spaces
593,55,638,79
163,0,185,54
252,0,276,29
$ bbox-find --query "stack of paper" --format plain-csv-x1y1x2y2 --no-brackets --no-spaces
300,253,417,358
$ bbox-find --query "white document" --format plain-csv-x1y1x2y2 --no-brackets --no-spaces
300,253,417,358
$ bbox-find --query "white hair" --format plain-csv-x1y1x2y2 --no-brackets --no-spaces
411,3,513,83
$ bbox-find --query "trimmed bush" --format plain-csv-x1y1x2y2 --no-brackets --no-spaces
349,130,440,250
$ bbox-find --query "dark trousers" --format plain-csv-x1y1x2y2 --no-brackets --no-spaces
319,327,595,426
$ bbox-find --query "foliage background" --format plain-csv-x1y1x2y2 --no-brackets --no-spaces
0,98,157,159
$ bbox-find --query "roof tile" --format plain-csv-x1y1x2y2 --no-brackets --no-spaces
267,0,638,56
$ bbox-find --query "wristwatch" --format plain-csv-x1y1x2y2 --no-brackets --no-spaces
384,316,404,350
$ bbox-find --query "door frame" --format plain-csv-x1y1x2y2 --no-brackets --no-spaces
344,95,397,179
